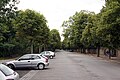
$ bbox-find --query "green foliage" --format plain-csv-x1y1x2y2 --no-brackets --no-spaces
49,29,61,51
81,12,96,48
62,10,95,50
0,1,51,56
97,0,120,49
62,0,120,52
13,9,49,53
0,0,20,57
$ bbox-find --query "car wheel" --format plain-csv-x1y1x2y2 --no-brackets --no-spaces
38,63,45,70
7,64,15,70
50,56,53,59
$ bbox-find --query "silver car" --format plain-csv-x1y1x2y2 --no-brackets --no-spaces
40,51,55,59
0,64,19,80
4,54,49,70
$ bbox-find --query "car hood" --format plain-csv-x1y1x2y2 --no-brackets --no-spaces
50,52,55,55
4,60,18,65
6,71,19,80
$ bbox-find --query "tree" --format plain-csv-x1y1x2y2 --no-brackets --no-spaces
97,0,120,56
13,9,48,54
0,0,19,42
62,10,94,52
35,24,50,53
0,0,19,57
81,12,95,48
49,29,61,51
89,0,120,57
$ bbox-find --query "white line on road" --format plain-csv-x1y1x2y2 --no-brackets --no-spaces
20,70,39,80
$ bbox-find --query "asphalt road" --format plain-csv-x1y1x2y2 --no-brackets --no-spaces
1,50,120,80
15,68,31,78
19,50,120,80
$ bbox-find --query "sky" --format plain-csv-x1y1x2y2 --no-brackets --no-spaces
17,0,105,40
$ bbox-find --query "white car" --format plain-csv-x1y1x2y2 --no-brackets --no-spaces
40,51,55,59
0,71,6,80
4,54,49,70
0,64,19,80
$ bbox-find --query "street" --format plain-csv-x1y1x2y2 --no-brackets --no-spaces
19,50,120,80
0,1,119,80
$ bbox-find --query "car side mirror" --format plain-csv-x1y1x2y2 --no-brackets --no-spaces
18,58,22,61
18,59,20,61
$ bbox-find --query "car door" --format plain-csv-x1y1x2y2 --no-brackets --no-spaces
14,54,32,68
29,55,41,67
45,51,50,57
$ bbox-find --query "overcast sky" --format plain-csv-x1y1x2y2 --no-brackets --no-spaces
17,0,105,40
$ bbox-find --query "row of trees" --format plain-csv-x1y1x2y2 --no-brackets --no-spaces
62,0,120,57
0,0,61,57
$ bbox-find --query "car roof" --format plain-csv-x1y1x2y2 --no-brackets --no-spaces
22,54,41,57
43,51,53,52
24,54,40,56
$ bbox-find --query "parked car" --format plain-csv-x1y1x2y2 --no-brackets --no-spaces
40,51,55,59
4,54,49,70
0,70,6,80
0,64,19,80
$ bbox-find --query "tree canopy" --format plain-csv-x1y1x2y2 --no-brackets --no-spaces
62,0,120,55
13,9,49,54
49,29,61,51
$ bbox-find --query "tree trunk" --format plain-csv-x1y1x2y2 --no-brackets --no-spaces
31,40,33,54
39,45,41,53
31,44,33,54
108,48,111,59
83,48,86,54
97,47,100,57
80,48,82,53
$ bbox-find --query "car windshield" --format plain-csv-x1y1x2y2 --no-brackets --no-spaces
0,71,5,80
19,54,31,60
46,51,50,53
31,55,41,59
21,54,31,58
41,55,47,58
40,52,45,55
0,64,14,76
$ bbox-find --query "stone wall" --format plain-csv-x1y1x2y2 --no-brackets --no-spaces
99,48,120,59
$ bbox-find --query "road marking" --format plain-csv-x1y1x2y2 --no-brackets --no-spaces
20,70,39,80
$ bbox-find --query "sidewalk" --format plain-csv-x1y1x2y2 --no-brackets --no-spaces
0,59,13,64
73,51,120,63
88,53,120,64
